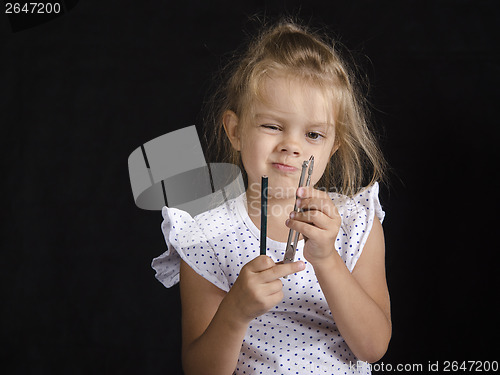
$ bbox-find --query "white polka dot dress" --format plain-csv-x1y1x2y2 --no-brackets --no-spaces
152,182,385,375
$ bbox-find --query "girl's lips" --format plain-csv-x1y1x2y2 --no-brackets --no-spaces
272,163,298,172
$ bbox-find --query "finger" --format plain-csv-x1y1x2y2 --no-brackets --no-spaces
290,209,331,230
259,261,305,282
296,196,339,219
245,255,276,273
286,218,322,242
261,278,284,296
296,186,329,199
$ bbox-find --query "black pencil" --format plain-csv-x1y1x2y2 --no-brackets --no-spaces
260,176,268,256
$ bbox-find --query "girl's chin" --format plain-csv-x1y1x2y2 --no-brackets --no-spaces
247,173,300,192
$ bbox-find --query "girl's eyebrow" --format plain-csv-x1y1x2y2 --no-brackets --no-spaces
254,113,333,127
306,122,334,128
254,113,285,122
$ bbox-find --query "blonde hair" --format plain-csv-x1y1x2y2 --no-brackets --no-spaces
203,19,387,197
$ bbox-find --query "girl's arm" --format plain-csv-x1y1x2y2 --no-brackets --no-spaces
286,187,391,363
313,218,391,363
179,256,305,375
179,260,246,375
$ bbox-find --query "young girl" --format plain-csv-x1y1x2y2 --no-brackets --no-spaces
152,20,391,375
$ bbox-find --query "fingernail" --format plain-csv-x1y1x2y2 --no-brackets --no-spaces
290,211,296,219
296,198,301,207
297,187,304,197
285,219,290,225
297,261,305,270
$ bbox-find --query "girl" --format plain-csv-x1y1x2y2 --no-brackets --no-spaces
152,19,391,375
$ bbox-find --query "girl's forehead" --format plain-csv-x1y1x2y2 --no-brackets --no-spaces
247,74,337,126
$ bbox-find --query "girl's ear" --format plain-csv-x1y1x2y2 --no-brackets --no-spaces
222,110,241,151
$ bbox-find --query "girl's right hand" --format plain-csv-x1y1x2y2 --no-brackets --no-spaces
224,255,305,323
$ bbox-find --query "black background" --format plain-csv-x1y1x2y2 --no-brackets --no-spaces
2,1,499,374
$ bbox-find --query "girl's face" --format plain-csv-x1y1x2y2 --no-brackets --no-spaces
225,75,338,200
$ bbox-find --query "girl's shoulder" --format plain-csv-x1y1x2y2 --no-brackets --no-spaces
191,193,244,237
152,196,243,292
328,182,385,272
327,181,385,224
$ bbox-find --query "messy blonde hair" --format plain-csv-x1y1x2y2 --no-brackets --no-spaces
203,18,387,197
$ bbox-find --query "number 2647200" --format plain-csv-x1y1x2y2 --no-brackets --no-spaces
5,3,61,14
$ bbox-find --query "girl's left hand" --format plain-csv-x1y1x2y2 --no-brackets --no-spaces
285,186,342,266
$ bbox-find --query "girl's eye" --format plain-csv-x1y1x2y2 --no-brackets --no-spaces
261,124,280,131
307,132,324,140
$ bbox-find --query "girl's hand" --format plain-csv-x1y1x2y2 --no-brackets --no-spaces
225,255,305,324
285,186,342,266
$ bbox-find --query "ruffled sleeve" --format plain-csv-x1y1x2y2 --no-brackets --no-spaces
334,182,385,272
151,206,229,292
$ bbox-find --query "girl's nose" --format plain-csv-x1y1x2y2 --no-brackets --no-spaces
278,133,301,156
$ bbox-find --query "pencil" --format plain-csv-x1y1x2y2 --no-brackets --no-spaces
260,176,268,256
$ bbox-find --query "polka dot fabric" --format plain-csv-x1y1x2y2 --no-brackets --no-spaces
152,182,384,374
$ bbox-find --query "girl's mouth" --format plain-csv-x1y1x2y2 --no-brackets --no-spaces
272,163,298,172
